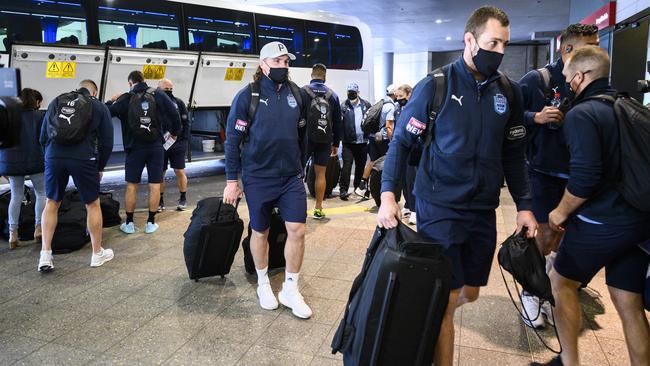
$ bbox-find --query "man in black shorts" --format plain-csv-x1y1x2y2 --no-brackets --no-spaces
107,71,181,234
38,79,114,272
157,78,189,211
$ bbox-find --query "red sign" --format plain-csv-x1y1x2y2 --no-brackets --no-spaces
581,2,616,30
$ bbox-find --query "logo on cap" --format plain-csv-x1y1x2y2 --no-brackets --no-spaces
278,43,286,52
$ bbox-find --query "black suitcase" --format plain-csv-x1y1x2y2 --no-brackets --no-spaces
183,197,244,281
307,156,341,198
331,222,452,366
52,199,90,254
99,192,121,227
242,208,287,275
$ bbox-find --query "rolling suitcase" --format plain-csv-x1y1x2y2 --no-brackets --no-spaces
331,222,452,366
183,197,244,281
306,156,341,198
242,208,287,275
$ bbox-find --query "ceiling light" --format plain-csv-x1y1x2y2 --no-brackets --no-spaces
314,38,320,42
435,19,442,24
445,36,451,41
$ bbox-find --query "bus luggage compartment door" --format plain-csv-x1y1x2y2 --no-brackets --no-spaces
10,44,106,108
192,54,258,108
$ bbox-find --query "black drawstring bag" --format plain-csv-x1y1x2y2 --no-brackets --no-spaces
498,227,561,354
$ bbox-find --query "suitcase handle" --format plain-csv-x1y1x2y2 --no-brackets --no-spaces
216,198,240,221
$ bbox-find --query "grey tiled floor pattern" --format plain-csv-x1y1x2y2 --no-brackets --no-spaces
0,184,645,365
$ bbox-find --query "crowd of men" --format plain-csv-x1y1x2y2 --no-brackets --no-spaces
0,4,648,366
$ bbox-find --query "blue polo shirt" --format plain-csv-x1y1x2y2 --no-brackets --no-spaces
381,57,532,211
520,58,570,177
225,76,304,180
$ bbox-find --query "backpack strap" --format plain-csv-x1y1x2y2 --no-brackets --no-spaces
582,93,616,105
423,66,448,148
324,88,333,100
247,81,260,123
536,67,552,97
301,85,316,100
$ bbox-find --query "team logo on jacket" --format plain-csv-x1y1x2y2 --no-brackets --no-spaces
493,93,507,115
141,101,149,111
235,119,248,132
507,125,526,140
406,117,426,136
287,94,297,108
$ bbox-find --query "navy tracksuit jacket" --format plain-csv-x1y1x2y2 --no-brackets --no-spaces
381,57,532,211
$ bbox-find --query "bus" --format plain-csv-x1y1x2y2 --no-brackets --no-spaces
1,0,373,157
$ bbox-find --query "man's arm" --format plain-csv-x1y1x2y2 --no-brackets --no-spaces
502,82,532,211
519,70,564,126
106,94,128,118
177,99,190,140
40,102,56,147
331,93,343,147
158,91,181,136
224,87,250,181
96,103,114,172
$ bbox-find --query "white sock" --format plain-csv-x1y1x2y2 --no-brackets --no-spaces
256,267,270,286
284,271,299,289
41,250,52,255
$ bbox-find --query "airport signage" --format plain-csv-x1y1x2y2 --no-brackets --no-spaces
581,2,616,30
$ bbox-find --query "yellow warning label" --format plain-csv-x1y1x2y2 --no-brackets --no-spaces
46,61,76,78
224,67,245,81
143,65,166,80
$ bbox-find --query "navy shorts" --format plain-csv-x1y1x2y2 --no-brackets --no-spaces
164,140,187,170
125,146,164,184
306,139,330,166
368,139,388,161
242,174,307,232
416,198,497,290
45,158,99,204
529,169,567,224
554,217,650,293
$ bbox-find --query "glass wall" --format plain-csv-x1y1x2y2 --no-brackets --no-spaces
0,0,88,51
185,5,254,54
98,0,180,50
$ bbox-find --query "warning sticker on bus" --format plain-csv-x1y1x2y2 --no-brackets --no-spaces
143,65,166,80
224,67,245,81
46,61,76,78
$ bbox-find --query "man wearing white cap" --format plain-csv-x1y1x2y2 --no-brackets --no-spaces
339,82,371,200
223,41,312,319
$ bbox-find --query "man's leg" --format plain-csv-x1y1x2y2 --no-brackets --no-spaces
278,221,311,318
159,170,166,212
339,143,353,198
549,268,583,365
86,199,103,253
125,183,137,217
352,144,368,189
40,199,61,252
250,228,271,270
608,287,650,366
284,222,305,272
314,164,326,211
434,289,460,366
174,168,188,210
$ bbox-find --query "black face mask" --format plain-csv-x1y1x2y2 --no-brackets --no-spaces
397,98,408,107
164,90,174,99
268,67,288,84
565,83,576,101
347,92,358,100
472,47,504,78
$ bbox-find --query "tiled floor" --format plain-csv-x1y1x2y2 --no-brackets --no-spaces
0,178,644,365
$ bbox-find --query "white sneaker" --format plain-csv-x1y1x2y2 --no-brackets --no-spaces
120,222,136,234
278,285,312,319
401,208,411,217
38,250,54,272
408,212,417,226
541,301,555,327
257,283,279,310
91,248,114,268
144,222,159,234
520,292,545,329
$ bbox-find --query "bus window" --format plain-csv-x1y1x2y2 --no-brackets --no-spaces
184,6,254,54
304,21,332,67
98,0,180,50
0,0,88,51
255,14,305,67
331,25,363,70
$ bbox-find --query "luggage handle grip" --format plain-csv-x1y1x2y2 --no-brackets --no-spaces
216,198,240,221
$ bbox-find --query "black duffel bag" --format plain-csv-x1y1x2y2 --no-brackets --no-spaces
64,190,122,228
242,208,287,275
52,198,90,254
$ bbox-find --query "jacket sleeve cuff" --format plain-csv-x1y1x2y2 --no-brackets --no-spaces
381,181,396,194
225,172,239,181
566,184,591,199
514,198,533,212
525,111,536,126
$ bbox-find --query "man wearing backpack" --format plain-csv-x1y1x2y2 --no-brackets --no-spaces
338,82,371,201
538,46,650,366
223,41,312,319
157,78,190,212
38,79,114,272
518,23,599,329
302,63,342,219
377,7,538,365
107,71,181,234
356,85,396,198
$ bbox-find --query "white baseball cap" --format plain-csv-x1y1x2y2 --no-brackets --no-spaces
259,41,296,61
386,84,396,95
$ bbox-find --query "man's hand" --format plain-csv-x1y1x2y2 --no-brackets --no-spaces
515,210,538,238
548,208,568,233
223,180,242,206
331,146,338,157
110,93,123,103
374,132,383,142
534,106,564,124
377,192,401,229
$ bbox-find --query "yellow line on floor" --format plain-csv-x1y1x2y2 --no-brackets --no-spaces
309,204,371,216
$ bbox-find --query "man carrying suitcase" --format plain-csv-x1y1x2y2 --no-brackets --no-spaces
38,79,115,272
377,7,537,365
223,41,312,319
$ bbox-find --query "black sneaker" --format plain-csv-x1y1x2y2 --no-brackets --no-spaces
157,201,165,213
530,356,563,366
177,199,187,211
340,192,350,201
